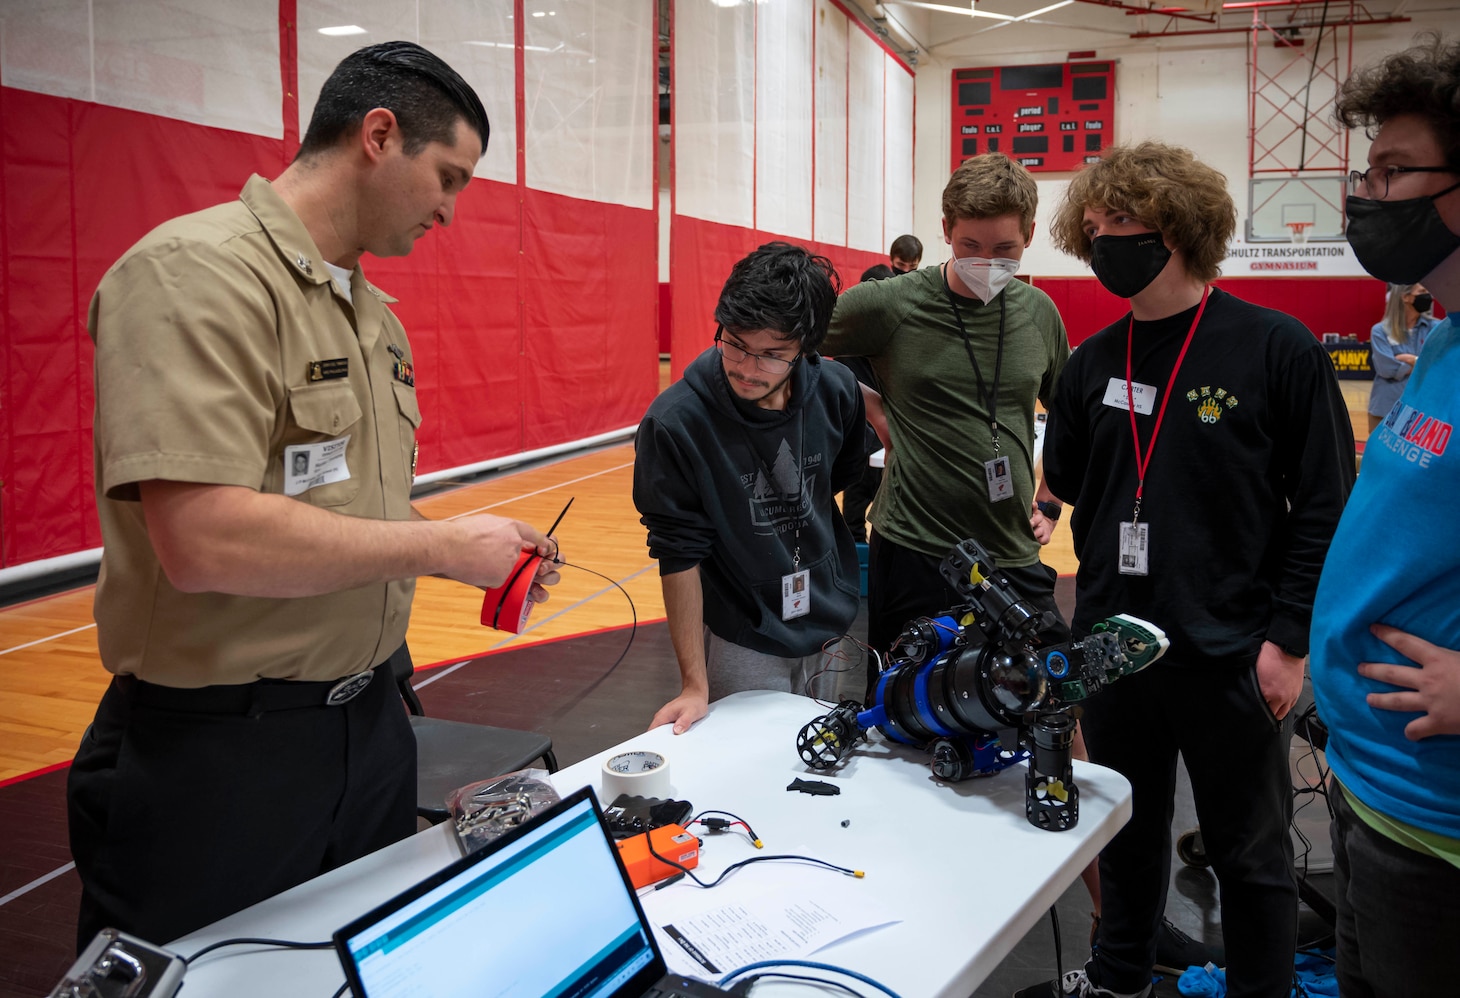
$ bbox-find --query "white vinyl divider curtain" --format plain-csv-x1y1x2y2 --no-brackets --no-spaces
812,0,848,247
0,0,282,138
884,54,914,250
674,0,910,246
524,0,654,209
755,0,813,240
674,0,755,228
845,24,884,253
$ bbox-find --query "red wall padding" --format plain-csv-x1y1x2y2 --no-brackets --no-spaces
1034,274,1392,347
669,214,886,381
1,90,288,568
0,87,657,569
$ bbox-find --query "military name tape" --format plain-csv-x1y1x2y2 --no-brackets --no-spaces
601,750,670,799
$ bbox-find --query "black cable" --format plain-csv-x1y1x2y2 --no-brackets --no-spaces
692,809,763,846
330,982,350,998
644,834,863,888
734,971,869,997
182,936,333,965
1050,905,1064,987
541,562,637,722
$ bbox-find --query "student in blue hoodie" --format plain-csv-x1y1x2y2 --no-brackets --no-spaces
634,243,868,734
1310,34,1460,998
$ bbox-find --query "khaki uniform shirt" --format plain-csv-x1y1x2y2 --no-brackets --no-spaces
89,175,421,687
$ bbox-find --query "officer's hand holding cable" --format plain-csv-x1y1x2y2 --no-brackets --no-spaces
444,515,554,590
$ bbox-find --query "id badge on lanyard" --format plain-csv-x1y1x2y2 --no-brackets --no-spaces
1119,286,1210,579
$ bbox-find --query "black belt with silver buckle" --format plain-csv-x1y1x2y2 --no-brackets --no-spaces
117,667,379,715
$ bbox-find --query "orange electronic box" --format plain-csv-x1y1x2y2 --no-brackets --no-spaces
616,824,699,890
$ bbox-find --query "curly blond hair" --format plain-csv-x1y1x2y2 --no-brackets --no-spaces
942,153,1039,240
1050,142,1236,283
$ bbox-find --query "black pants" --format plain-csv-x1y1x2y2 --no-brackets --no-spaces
1081,663,1296,998
865,533,1068,698
1330,781,1460,998
67,648,416,949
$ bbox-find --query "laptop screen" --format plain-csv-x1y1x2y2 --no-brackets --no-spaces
335,789,667,998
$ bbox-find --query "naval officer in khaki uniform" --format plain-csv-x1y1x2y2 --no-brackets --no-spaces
67,41,560,948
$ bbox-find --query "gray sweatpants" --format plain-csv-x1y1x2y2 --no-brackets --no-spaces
704,627,862,704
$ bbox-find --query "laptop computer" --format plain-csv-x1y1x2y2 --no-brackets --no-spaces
333,786,730,998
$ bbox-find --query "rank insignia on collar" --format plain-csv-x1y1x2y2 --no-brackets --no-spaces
393,358,415,387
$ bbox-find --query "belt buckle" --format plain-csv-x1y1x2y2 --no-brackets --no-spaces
326,670,374,706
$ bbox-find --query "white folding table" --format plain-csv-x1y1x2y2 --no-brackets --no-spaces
169,689,1130,998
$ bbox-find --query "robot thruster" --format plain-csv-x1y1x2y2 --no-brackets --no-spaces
796,537,1168,831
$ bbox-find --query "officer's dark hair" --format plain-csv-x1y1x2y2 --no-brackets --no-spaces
1336,32,1460,171
715,242,841,354
860,264,896,282
889,234,923,261
297,41,490,161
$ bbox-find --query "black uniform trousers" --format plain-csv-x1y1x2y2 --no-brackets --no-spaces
67,646,416,950
1080,662,1297,998
865,533,1068,700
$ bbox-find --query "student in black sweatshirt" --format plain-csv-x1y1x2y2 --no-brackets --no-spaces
633,243,867,735
1020,143,1355,998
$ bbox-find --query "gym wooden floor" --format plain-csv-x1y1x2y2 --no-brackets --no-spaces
0,377,1372,786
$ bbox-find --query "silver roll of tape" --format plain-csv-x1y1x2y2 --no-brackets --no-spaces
601,750,671,799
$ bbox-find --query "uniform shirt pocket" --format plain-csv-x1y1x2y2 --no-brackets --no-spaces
392,380,422,480
281,382,364,506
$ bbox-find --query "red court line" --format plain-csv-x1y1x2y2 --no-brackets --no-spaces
414,617,668,672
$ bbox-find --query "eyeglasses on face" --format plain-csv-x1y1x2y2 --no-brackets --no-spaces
715,329,797,375
1347,164,1458,200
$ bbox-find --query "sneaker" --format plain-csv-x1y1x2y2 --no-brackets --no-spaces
1012,970,1153,998
1153,917,1223,976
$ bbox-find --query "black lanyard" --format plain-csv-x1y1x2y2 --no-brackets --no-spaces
943,266,1008,453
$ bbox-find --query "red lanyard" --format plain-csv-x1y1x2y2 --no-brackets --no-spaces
1125,286,1209,521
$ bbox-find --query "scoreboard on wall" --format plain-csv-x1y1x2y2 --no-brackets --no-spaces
950,61,1116,173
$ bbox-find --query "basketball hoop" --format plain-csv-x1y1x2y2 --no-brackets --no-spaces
1286,220,1312,245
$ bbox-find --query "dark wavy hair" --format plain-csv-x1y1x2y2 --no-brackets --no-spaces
298,41,490,160
715,243,842,353
1336,32,1460,171
860,264,896,283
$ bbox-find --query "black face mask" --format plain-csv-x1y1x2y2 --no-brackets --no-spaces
1345,181,1460,285
1411,292,1434,314
1089,232,1173,299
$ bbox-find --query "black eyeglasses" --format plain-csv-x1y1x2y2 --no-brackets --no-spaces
715,330,797,375
1347,165,1458,199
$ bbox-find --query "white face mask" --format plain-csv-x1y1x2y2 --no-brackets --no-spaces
949,256,1020,305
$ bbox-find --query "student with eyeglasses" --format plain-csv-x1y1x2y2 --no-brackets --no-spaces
633,243,868,735
1309,33,1460,998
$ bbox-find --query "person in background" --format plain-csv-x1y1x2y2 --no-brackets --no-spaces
1027,141,1355,998
1367,282,1437,432
1310,32,1460,998
635,243,867,735
68,41,561,949
889,233,923,274
834,263,896,543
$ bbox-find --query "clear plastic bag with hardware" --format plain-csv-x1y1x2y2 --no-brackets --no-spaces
446,769,561,856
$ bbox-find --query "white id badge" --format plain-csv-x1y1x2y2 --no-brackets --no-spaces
984,456,1014,503
781,570,811,620
284,435,352,496
1118,521,1150,576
